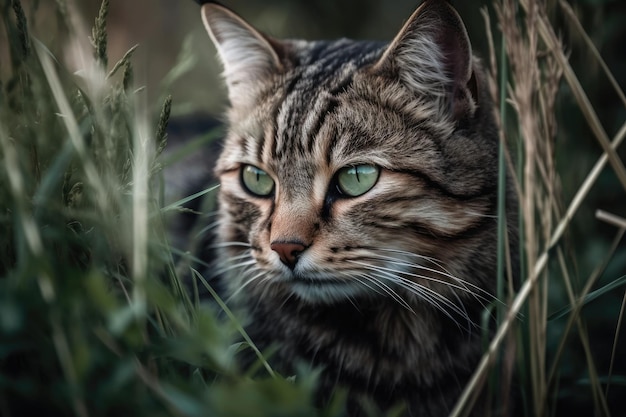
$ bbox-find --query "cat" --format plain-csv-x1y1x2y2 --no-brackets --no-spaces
197,0,518,415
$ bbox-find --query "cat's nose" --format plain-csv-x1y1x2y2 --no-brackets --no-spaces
270,241,306,269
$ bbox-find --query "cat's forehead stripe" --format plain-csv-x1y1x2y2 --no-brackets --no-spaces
263,40,385,168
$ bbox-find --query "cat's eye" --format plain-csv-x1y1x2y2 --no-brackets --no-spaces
241,165,274,197
336,164,380,197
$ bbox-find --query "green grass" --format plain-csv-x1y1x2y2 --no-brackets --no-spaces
0,1,330,416
1,1,625,417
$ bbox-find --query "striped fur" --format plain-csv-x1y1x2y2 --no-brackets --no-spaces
201,1,518,415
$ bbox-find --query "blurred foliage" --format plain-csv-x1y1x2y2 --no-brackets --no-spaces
0,1,337,416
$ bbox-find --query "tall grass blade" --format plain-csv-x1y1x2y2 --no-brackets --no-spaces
548,275,626,322
606,290,626,398
191,268,277,379
547,228,626,389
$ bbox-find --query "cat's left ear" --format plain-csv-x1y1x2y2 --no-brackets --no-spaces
374,0,477,121
201,2,284,106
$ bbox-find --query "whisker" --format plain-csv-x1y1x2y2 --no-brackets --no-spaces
213,258,256,276
374,249,470,287
392,276,472,329
373,249,481,290
348,260,472,329
212,252,253,269
192,218,221,237
366,251,498,306
352,258,482,301
278,291,298,310
208,241,253,250
335,270,381,295
351,272,415,313
227,268,269,302
383,269,477,328
376,248,452,271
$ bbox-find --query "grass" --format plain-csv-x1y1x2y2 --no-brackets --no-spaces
452,1,626,416
1,0,625,416
0,1,326,416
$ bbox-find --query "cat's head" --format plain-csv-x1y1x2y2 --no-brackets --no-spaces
201,1,500,308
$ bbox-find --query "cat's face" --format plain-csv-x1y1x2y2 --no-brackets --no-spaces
202,1,500,308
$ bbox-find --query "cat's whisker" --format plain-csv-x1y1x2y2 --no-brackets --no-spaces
352,272,416,313
211,252,253,271
208,241,253,250
349,260,473,329
393,278,468,329
193,218,221,236
374,249,479,291
217,251,251,261
347,272,403,307
462,210,498,219
374,248,470,288
369,251,454,279
226,268,268,302
337,271,382,297
373,249,463,283
375,248,450,269
212,258,256,276
393,276,473,329
396,267,490,320
368,251,499,306
371,254,471,288
342,291,362,312
356,257,484,301
278,291,298,311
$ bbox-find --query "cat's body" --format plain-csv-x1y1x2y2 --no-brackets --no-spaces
198,1,518,415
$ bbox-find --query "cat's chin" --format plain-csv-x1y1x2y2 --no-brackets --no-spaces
286,276,367,304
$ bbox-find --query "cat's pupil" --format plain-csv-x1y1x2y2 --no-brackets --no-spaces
241,165,274,197
336,164,380,197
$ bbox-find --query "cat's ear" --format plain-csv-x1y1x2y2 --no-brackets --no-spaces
201,2,283,105
374,0,476,121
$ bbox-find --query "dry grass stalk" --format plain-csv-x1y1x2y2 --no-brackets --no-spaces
497,0,563,413
453,0,626,415
518,0,626,191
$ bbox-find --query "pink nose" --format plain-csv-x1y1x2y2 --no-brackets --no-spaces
270,241,306,269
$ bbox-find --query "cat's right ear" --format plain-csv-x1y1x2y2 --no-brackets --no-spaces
373,0,476,122
201,3,283,105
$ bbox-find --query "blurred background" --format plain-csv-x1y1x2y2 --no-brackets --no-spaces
59,0,502,116
8,1,625,137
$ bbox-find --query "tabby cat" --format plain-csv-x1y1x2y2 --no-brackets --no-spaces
198,0,517,415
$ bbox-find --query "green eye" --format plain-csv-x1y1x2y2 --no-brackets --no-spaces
241,165,274,197
336,164,379,197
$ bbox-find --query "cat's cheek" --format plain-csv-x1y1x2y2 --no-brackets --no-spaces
219,171,247,199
